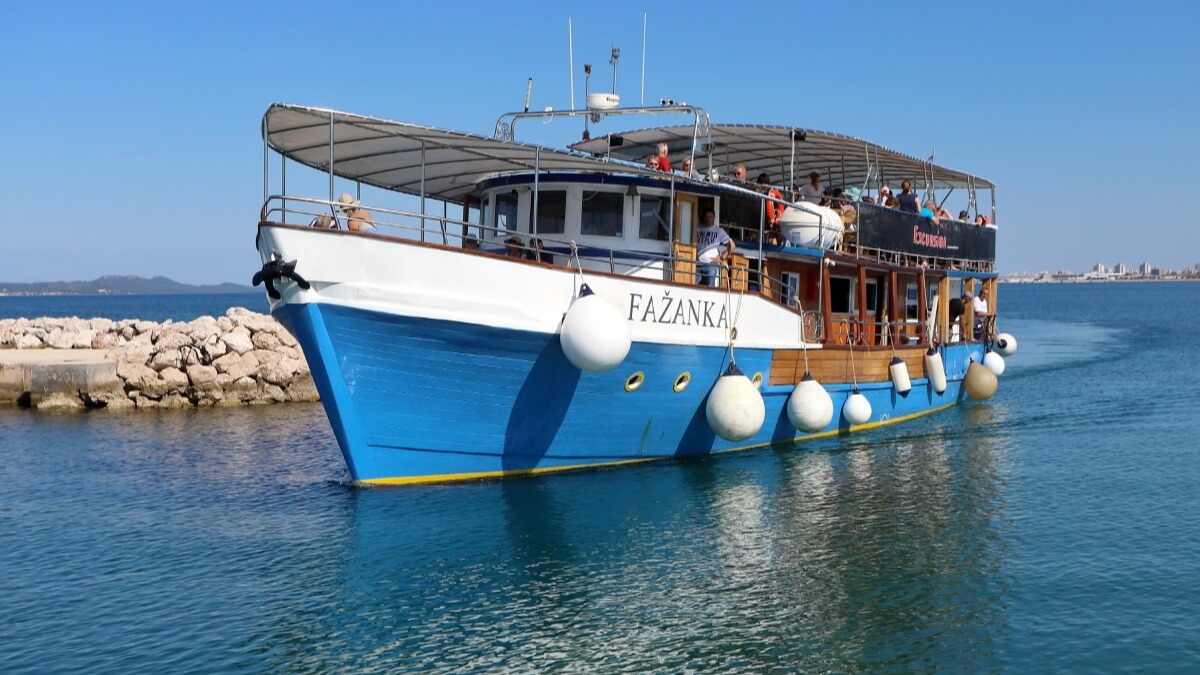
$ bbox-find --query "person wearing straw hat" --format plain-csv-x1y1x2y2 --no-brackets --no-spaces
337,193,376,233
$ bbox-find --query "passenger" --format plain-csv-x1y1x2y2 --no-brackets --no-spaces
504,235,525,258
973,286,992,338
974,214,986,226
861,195,876,204
337,193,377,233
526,237,552,263
730,163,749,183
878,185,893,206
833,188,857,222
463,236,480,250
695,208,734,287
309,214,337,229
653,143,672,172
756,173,785,232
896,180,920,214
958,210,970,221
936,203,953,220
799,171,823,203
920,200,941,225
645,154,659,170
680,157,701,180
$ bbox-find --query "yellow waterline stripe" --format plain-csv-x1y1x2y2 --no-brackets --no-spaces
360,401,959,486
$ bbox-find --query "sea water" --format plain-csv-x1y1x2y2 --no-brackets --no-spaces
1,284,1198,673
0,292,265,322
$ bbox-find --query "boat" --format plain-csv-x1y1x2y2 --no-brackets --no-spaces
253,91,1012,485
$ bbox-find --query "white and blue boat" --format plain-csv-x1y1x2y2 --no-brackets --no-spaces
254,96,1012,485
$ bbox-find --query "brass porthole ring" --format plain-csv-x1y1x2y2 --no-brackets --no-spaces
751,372,763,388
673,372,691,393
625,371,645,392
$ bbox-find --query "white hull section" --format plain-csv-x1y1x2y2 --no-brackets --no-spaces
256,226,821,351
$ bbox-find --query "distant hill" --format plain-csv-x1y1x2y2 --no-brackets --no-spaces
0,275,254,295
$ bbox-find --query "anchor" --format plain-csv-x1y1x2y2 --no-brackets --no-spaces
252,258,310,299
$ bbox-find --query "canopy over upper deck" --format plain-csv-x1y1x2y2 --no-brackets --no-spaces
263,104,663,201
571,124,994,191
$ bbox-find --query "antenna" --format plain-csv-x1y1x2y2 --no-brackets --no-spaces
524,78,532,113
583,64,591,137
640,13,647,107
610,46,620,95
568,17,575,110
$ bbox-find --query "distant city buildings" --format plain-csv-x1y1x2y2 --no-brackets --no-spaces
1002,262,1198,283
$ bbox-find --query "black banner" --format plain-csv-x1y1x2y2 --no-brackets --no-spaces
856,204,995,262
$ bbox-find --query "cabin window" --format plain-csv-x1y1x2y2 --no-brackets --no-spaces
781,272,801,307
580,190,625,237
638,195,671,241
865,279,879,314
906,282,919,319
830,276,854,313
493,191,519,235
528,190,566,235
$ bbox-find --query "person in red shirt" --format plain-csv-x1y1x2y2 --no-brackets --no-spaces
653,142,671,172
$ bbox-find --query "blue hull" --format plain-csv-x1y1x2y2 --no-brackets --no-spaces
275,302,980,484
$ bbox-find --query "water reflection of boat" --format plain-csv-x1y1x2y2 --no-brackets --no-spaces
293,427,1013,672
254,74,1012,484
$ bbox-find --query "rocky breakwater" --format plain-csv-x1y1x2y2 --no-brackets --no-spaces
0,308,318,410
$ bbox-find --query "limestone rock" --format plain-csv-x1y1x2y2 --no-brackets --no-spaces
251,331,282,351
149,349,183,371
89,318,114,333
16,334,43,349
71,329,98,349
186,365,218,387
286,375,320,402
159,393,191,409
154,328,192,350
45,328,76,350
159,367,189,393
117,361,158,389
212,351,242,375
222,327,254,355
91,332,120,350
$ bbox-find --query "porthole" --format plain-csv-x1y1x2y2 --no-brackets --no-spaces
624,371,645,392
673,372,692,393
751,372,763,388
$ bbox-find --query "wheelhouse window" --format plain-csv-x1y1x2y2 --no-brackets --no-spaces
580,190,625,237
638,194,671,241
528,190,566,235
493,191,519,235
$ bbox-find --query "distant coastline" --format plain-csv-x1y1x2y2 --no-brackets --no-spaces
0,275,253,296
1001,275,1200,284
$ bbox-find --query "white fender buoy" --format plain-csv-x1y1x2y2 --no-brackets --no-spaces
559,283,631,372
995,333,1018,357
787,372,834,433
925,346,947,395
889,357,912,398
982,350,1006,376
705,362,766,442
842,389,872,425
964,360,998,400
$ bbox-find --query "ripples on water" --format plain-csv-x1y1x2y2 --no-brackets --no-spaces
1,283,1198,673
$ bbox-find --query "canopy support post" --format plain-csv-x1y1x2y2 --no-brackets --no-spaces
420,140,427,243
532,147,540,241
328,112,335,204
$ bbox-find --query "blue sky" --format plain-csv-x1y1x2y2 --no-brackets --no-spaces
4,0,1197,283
